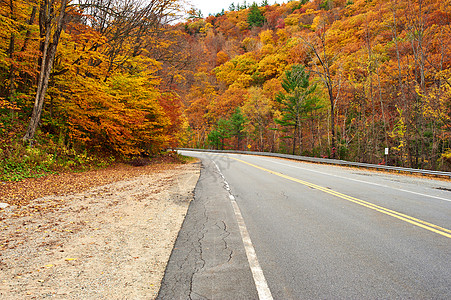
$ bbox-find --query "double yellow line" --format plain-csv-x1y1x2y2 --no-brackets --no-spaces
231,157,451,239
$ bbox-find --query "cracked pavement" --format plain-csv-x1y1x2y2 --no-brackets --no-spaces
157,159,258,300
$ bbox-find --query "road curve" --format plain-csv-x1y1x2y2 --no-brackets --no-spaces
160,150,451,299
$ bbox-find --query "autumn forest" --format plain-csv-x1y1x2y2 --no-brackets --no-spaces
1,0,451,180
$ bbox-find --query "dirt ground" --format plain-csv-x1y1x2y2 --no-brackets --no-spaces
0,161,200,299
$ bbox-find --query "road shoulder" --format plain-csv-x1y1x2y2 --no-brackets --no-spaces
157,158,258,300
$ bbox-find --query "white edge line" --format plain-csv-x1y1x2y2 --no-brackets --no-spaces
213,161,273,300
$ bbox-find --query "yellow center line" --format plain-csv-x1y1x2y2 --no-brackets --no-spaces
230,157,451,239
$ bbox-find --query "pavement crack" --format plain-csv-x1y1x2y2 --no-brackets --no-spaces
189,291,209,300
188,199,208,299
228,250,233,263
219,220,232,263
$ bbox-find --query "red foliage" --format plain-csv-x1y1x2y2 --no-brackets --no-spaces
276,18,285,29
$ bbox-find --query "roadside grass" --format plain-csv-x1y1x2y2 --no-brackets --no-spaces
1,134,190,182
0,140,115,182
0,124,114,182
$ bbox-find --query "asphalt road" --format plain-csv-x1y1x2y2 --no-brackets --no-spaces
158,151,451,299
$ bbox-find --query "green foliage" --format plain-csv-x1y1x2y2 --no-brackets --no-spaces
188,8,203,19
176,153,197,164
207,108,247,150
0,141,53,181
208,119,231,150
0,133,116,182
248,3,266,28
275,65,322,154
1,160,47,182
320,0,332,10
275,65,318,126
290,0,308,11
230,107,246,136
230,107,247,149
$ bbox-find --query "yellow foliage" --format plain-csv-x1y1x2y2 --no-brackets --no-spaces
285,14,301,26
206,85,249,123
311,15,323,31
389,107,407,152
420,82,451,123
286,1,302,11
257,54,286,79
0,98,18,110
199,22,213,35
234,74,254,88
241,86,275,132
214,53,258,87
259,30,275,45
276,29,289,44
50,58,170,155
173,73,186,83
263,78,283,99
442,149,451,160
260,44,275,56
238,21,249,31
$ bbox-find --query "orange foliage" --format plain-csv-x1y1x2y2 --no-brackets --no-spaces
178,0,451,169
1,0,451,169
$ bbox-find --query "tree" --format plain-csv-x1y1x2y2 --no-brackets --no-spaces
300,22,339,158
0,0,38,116
247,2,265,28
275,64,318,155
23,0,181,143
208,118,231,150
230,107,246,150
188,8,203,19
23,0,68,142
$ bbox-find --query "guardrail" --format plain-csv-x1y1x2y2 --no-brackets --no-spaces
177,148,451,179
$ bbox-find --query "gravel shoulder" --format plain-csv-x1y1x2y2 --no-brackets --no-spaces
0,161,200,299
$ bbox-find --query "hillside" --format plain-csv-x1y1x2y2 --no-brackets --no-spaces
1,0,450,177
177,0,451,170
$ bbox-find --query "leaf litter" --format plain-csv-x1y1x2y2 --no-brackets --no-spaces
0,160,200,299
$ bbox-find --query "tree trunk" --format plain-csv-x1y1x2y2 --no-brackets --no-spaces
377,72,389,151
7,0,16,109
20,6,37,53
299,29,337,158
298,119,303,155
329,88,336,158
310,112,315,153
8,33,15,99
23,0,68,142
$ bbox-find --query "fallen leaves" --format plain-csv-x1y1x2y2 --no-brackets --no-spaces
0,160,200,299
0,161,180,210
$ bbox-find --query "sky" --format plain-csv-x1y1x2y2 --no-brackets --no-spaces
188,0,281,17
